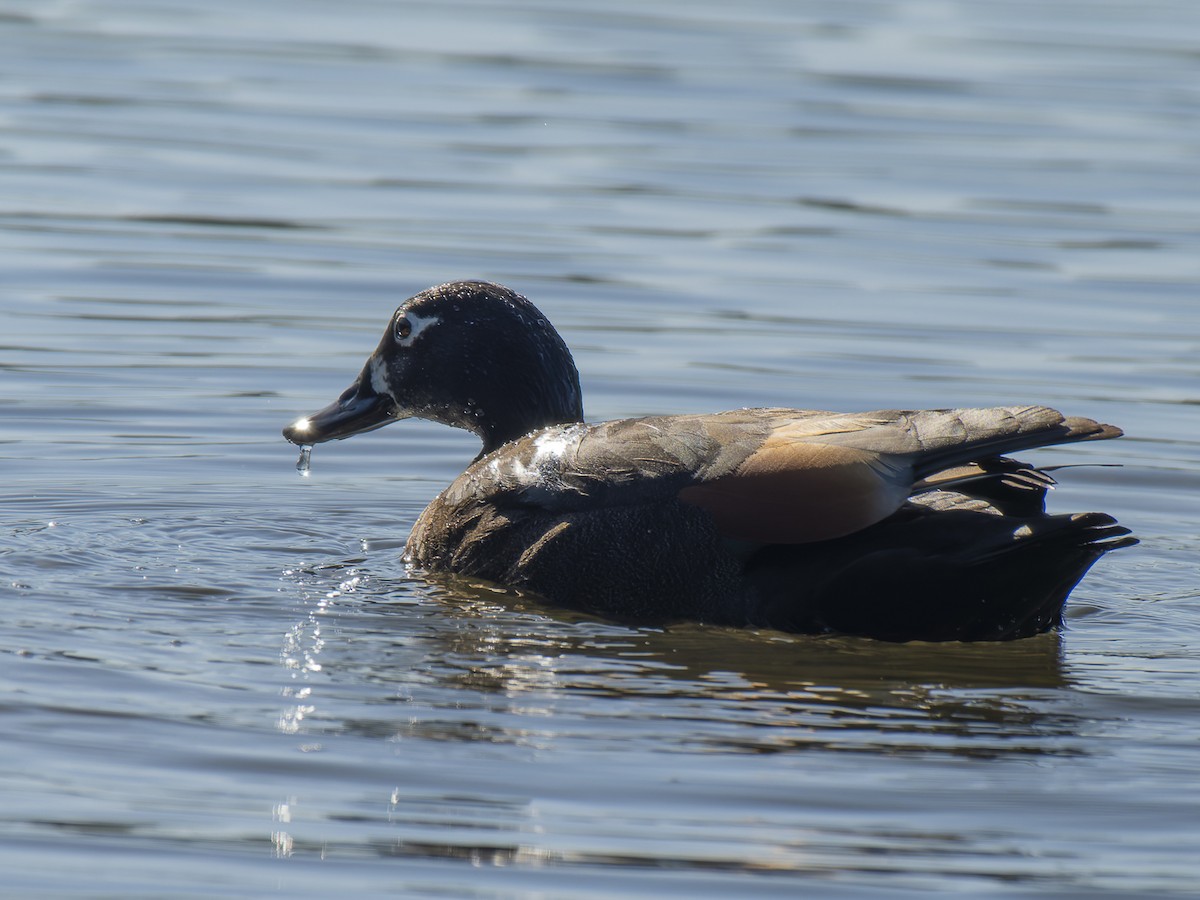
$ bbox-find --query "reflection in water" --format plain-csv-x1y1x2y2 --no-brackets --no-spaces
284,561,1076,759
266,559,1092,875
279,561,378,731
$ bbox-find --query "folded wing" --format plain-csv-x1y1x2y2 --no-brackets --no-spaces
449,405,1122,545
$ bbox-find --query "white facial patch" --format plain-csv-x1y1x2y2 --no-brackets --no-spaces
368,356,390,395
396,311,441,348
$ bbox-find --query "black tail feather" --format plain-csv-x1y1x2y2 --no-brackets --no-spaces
746,504,1137,642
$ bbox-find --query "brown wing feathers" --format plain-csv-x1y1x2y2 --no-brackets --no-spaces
679,439,909,543
676,405,1123,545
839,406,1122,479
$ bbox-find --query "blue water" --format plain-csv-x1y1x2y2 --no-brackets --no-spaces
2,1,1198,896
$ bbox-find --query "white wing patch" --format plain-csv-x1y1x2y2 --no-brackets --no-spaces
531,427,584,464
483,424,588,492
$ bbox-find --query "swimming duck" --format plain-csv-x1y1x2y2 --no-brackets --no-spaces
283,280,1135,642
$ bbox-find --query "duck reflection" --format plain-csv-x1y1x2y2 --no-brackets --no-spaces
285,560,1083,761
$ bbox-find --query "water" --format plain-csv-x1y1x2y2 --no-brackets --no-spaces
2,0,1198,896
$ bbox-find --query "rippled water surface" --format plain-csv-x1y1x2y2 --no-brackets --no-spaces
2,1,1198,896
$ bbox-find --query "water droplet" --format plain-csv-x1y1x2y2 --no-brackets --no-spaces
296,444,312,475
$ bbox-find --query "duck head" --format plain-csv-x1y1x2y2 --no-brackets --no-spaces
282,281,584,455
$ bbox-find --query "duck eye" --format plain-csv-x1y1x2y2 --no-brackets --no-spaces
394,316,413,341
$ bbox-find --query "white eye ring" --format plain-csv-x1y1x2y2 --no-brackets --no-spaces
394,312,441,347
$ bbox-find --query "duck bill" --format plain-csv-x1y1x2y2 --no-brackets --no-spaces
282,371,400,445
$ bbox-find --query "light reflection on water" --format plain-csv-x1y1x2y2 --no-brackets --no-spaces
1,0,1198,896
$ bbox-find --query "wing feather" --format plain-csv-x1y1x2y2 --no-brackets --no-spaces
432,405,1121,546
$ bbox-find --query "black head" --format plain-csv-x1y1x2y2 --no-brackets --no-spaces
283,281,584,455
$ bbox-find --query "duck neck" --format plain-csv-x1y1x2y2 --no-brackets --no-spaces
475,391,584,456
476,417,580,457
445,289,586,456
470,362,583,453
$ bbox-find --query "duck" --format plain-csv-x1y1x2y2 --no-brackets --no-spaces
283,280,1135,642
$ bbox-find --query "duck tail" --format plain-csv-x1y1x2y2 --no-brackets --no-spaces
904,406,1122,481
746,503,1136,642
